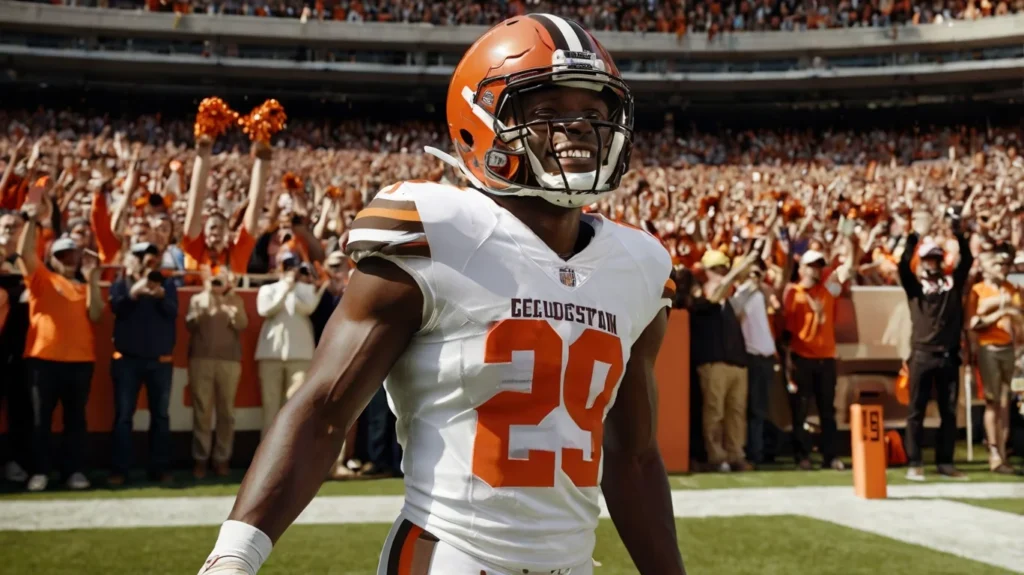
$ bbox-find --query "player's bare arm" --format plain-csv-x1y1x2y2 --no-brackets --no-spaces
199,257,421,573
602,308,686,575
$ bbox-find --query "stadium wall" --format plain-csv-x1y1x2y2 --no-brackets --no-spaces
0,284,959,474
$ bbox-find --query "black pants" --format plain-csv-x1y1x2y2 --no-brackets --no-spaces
1,358,31,469
111,357,173,476
746,354,776,464
365,387,402,473
788,355,838,464
27,358,94,477
905,350,959,467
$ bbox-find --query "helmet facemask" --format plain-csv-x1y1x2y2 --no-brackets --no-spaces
469,51,634,208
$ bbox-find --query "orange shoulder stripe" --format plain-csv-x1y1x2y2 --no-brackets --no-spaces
355,207,421,222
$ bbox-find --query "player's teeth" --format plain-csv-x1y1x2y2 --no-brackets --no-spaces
557,149,591,158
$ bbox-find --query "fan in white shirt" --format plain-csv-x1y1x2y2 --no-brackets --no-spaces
255,254,326,438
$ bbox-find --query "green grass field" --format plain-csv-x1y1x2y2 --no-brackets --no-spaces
0,516,1015,575
954,498,1024,515
1,446,1019,574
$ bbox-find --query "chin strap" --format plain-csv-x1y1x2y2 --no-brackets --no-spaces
423,146,602,209
423,146,494,193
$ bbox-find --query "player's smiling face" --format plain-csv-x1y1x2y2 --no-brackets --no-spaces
515,86,611,175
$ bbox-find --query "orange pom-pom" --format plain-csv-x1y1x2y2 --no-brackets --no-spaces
194,97,239,140
239,99,287,144
282,172,303,191
781,199,806,223
860,200,886,226
325,186,342,199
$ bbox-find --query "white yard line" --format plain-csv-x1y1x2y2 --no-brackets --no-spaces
1,484,1021,572
803,499,1024,574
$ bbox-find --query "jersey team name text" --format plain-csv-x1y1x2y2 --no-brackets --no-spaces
509,297,618,336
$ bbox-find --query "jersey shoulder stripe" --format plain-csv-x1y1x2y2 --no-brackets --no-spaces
345,185,431,259
663,277,677,300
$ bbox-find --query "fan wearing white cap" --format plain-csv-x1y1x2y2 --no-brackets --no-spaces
782,239,855,472
12,195,103,493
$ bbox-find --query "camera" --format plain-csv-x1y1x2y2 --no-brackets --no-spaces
211,278,224,288
146,270,164,284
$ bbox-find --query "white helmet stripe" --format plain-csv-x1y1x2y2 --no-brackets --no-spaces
538,14,584,52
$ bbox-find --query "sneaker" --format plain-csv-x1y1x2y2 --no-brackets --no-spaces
26,474,48,492
107,474,126,486
212,462,230,477
193,461,208,480
355,463,395,480
827,459,846,471
4,461,28,483
937,465,968,480
66,472,90,490
716,462,732,473
905,466,925,482
797,459,813,471
991,463,1016,475
731,461,754,472
329,466,357,481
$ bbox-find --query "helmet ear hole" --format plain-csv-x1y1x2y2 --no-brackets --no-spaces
459,129,475,148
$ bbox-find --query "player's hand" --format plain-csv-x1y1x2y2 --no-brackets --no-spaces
197,555,255,575
196,134,214,151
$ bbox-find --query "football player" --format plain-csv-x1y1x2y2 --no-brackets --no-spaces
198,14,685,575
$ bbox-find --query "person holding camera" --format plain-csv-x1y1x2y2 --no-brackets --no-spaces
108,242,179,485
255,251,323,438
899,208,972,481
186,268,248,479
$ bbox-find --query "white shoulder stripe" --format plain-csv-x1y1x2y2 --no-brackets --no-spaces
539,14,584,52
347,228,426,245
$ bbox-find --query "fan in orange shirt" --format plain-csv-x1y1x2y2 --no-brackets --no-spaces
782,245,855,472
966,247,1021,474
15,181,103,493
180,135,269,285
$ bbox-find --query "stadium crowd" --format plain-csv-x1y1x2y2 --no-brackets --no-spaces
0,106,1022,491
24,0,1024,31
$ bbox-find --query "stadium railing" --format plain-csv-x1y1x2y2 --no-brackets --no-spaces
4,2,1024,60
2,2,1023,97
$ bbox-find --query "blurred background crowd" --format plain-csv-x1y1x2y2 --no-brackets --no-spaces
0,103,1022,490
3,107,1022,287
1,0,1024,493
19,0,1024,31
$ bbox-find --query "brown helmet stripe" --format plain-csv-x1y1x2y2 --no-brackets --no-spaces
528,13,570,51
565,19,596,52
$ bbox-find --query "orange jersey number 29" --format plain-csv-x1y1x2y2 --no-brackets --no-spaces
472,319,624,489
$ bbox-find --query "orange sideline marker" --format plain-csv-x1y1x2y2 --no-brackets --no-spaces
850,400,887,499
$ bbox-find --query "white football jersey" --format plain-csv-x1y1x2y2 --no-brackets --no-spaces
345,181,673,573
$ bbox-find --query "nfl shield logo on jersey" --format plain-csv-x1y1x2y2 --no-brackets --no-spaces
558,266,578,287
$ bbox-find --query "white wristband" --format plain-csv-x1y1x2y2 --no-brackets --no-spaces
202,520,273,575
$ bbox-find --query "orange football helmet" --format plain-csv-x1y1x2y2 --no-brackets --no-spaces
432,14,634,208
